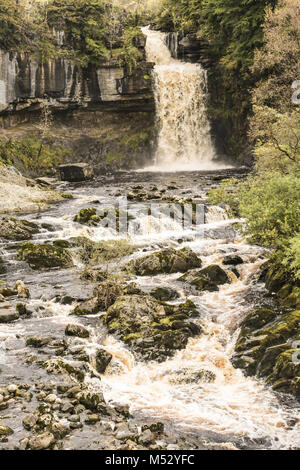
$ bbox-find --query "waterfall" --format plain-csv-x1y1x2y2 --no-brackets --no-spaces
142,26,217,171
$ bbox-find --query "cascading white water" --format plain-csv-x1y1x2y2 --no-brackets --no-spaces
142,27,220,171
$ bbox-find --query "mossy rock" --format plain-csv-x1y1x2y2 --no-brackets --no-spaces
233,309,300,397
198,265,230,285
123,247,202,276
0,424,14,436
71,281,142,316
0,217,39,241
104,294,201,361
0,287,17,297
74,207,101,226
190,276,219,292
95,348,113,374
265,266,288,293
179,264,230,292
280,287,300,309
239,308,277,336
266,349,300,397
150,287,179,301
18,243,73,270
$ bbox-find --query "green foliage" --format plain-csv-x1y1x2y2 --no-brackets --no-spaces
239,172,300,249
0,135,72,172
281,234,300,281
0,0,28,50
112,27,144,72
252,108,300,172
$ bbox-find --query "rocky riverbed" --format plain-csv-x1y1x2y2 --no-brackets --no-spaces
0,168,300,451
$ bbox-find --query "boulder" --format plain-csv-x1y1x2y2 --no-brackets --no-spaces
72,281,141,316
65,324,90,339
0,309,19,323
29,432,55,450
0,424,14,436
198,265,230,285
180,264,230,292
36,177,58,187
59,163,94,182
124,247,202,276
105,295,201,361
0,217,39,241
232,308,300,397
18,242,73,270
95,348,113,373
150,287,180,301
15,280,30,299
222,255,243,266
74,207,101,226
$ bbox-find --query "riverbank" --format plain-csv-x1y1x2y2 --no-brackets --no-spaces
0,166,62,214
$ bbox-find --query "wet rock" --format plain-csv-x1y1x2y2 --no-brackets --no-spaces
0,424,13,436
16,303,32,317
74,207,101,226
93,281,142,311
95,349,113,374
26,336,52,348
105,295,201,361
77,391,104,411
0,310,19,323
72,281,141,316
198,265,230,285
233,308,300,396
84,414,100,425
59,163,94,182
0,217,39,241
23,414,37,430
0,287,17,297
223,255,243,266
65,324,90,339
15,280,30,299
43,359,86,382
180,264,230,292
124,247,202,276
150,287,179,301
29,432,55,450
18,242,73,270
72,297,100,316
168,368,216,385
139,429,154,445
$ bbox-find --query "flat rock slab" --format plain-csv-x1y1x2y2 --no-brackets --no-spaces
0,310,19,323
59,163,94,182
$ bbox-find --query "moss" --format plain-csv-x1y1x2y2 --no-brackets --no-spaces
123,333,143,342
233,309,300,395
74,207,100,225
18,242,73,270
239,308,277,336
61,193,73,199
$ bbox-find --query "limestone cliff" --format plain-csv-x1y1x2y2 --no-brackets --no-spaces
0,40,155,172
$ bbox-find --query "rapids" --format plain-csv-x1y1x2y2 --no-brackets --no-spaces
0,170,300,450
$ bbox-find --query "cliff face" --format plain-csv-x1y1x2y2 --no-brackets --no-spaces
0,37,156,173
0,49,154,126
